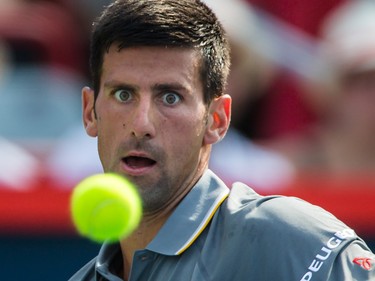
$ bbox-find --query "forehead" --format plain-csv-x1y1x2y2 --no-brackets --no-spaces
101,45,202,86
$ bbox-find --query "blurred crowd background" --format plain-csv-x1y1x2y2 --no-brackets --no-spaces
1,0,375,279
2,0,375,191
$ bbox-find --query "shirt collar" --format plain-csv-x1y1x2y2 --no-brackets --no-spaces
146,169,230,256
95,169,230,275
96,242,123,281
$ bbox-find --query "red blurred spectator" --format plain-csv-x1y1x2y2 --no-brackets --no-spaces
266,0,375,186
0,0,86,73
240,0,346,140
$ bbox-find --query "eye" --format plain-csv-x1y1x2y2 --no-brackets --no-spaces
114,89,133,102
162,92,181,105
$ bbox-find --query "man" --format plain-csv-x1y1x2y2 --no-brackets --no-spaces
69,0,375,280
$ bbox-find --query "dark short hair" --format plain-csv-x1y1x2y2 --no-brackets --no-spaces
90,0,230,104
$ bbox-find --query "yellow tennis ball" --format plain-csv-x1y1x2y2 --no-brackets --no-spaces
70,173,142,243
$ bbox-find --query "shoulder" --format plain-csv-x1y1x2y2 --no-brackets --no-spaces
226,181,349,237
223,182,360,251
68,257,96,281
218,182,375,279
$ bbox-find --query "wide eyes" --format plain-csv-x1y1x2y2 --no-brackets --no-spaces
114,89,132,102
113,89,181,106
161,92,181,105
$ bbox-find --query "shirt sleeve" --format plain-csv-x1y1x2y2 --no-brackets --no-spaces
327,240,375,280
246,193,375,281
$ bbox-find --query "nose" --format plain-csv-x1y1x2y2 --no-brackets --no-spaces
130,98,156,139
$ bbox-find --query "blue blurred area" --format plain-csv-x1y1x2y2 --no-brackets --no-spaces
0,235,100,281
0,66,82,140
0,2,104,279
0,235,374,281
0,0,104,188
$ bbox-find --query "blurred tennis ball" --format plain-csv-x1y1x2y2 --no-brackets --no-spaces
70,173,142,243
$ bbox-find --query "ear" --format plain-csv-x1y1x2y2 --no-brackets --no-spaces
203,94,231,145
82,86,98,137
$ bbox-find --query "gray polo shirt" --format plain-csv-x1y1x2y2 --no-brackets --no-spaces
69,169,375,280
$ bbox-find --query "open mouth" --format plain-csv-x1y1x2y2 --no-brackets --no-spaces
123,156,156,169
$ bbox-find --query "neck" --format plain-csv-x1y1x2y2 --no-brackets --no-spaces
119,213,168,280
119,147,211,280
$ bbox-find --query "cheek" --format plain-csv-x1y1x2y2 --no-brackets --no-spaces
95,114,123,169
96,128,113,169
164,116,206,154
171,122,204,159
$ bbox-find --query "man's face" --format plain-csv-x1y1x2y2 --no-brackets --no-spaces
82,46,230,214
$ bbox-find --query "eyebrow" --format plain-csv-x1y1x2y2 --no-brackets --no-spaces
103,80,189,93
103,80,137,91
152,83,188,93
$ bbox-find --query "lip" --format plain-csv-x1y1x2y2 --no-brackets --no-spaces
120,151,157,176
